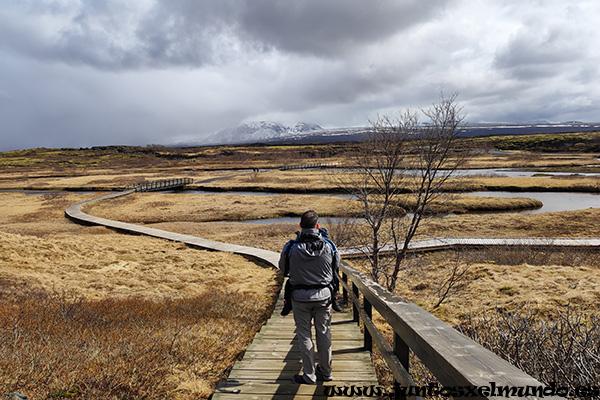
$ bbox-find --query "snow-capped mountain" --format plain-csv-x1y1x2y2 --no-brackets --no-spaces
205,121,324,144
171,121,600,148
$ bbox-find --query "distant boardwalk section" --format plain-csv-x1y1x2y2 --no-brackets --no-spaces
124,177,194,192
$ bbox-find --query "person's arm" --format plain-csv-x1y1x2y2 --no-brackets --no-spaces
279,240,294,276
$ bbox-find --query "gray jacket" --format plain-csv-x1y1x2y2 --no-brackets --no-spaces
279,228,340,302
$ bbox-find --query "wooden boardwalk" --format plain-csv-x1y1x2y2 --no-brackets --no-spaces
339,236,600,257
213,289,378,400
65,187,597,400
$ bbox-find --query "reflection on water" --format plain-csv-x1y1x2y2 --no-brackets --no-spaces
468,191,600,214
414,168,600,178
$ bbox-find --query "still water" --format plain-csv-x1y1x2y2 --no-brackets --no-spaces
228,191,600,224
468,191,600,214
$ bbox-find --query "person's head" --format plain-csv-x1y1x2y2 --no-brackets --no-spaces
300,210,319,229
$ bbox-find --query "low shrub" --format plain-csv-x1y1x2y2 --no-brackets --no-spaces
457,304,600,397
0,286,272,399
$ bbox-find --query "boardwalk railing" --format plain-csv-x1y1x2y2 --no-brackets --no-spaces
280,162,338,171
124,177,194,192
339,261,565,400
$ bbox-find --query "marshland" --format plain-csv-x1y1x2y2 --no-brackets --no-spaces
1,131,599,398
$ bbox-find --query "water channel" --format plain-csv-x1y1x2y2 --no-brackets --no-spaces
185,165,600,223
12,167,599,224
173,190,598,224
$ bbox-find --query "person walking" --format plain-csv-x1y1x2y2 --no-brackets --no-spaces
279,210,340,384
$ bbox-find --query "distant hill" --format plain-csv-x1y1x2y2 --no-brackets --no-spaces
457,122,600,138
204,121,325,145
183,121,600,147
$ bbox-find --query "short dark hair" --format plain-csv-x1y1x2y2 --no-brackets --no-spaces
300,210,319,228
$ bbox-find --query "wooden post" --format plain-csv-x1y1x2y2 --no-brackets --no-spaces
364,298,372,352
394,332,410,400
342,272,348,305
352,282,360,323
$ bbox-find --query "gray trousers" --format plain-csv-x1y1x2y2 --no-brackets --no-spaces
292,299,332,383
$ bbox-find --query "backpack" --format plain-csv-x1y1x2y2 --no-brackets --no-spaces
284,229,338,292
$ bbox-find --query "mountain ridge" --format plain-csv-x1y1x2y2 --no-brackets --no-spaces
204,121,325,145
176,121,600,147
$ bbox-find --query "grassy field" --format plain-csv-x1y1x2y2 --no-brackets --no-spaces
1,137,599,398
82,191,544,224
465,131,600,152
79,188,600,324
0,192,278,399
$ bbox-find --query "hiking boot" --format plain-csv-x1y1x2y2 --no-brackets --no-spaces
280,300,293,316
331,296,343,312
315,364,333,382
292,374,316,385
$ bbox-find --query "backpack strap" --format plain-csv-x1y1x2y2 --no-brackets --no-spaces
323,239,337,257
282,239,298,276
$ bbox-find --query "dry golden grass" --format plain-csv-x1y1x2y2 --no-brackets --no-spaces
446,175,600,192
195,169,340,192
0,230,275,301
461,152,600,169
424,208,600,238
0,192,278,399
0,170,229,191
383,250,600,326
83,192,356,223
0,287,272,399
150,221,299,253
400,193,543,213
2,151,598,195
192,168,600,194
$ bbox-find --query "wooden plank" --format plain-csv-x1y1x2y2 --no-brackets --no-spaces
246,341,365,353
216,381,380,394
253,331,363,339
213,393,374,400
254,332,363,340
228,369,378,381
232,359,373,371
242,351,371,361
213,382,381,400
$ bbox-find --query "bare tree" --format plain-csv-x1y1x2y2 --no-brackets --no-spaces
433,253,471,309
342,93,467,292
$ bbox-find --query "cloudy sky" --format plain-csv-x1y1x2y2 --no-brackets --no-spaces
1,0,599,151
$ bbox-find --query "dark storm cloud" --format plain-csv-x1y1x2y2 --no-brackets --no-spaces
0,0,451,70
237,0,449,56
0,0,231,69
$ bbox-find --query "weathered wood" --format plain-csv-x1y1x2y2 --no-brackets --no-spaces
339,261,566,399
339,237,600,257
216,381,385,395
227,370,378,382
245,341,365,353
130,177,194,192
341,277,421,399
